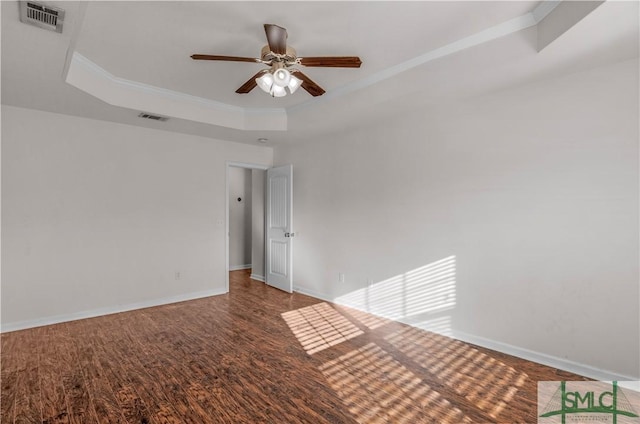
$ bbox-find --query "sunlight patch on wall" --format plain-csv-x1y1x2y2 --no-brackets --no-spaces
335,256,456,334
410,315,453,337
281,303,363,355
385,326,529,419
319,343,473,423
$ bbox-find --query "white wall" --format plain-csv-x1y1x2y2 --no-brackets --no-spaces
228,167,252,269
1,106,272,330
251,170,266,280
274,59,639,378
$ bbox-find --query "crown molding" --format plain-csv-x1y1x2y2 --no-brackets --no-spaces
289,0,562,113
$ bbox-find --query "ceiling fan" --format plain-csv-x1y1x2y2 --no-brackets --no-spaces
191,24,362,98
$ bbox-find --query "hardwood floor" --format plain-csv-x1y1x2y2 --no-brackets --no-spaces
1,269,589,423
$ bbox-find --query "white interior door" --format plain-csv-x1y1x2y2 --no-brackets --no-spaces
266,164,293,293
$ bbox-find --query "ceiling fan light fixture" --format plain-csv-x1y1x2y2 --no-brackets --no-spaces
256,72,274,93
257,68,300,97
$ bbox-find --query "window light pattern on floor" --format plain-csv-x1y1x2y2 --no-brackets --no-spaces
319,343,473,424
386,326,529,419
281,302,363,354
335,304,393,330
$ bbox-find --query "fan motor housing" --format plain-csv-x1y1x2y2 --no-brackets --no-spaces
261,45,297,65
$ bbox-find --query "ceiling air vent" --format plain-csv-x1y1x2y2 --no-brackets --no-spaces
138,113,169,122
19,1,64,33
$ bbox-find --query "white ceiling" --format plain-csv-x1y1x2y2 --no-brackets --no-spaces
1,1,638,145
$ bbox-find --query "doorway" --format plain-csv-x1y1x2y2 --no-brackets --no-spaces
226,162,294,293
226,162,268,292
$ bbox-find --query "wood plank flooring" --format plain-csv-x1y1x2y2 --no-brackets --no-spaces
1,270,589,423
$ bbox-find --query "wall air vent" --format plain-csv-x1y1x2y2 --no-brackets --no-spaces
138,113,169,122
19,1,64,33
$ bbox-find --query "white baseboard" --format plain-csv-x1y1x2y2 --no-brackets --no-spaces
1,288,227,333
229,264,251,271
250,273,265,282
449,330,638,382
294,285,334,302
293,285,639,383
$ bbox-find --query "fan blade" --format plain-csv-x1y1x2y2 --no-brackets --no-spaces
191,54,261,63
291,70,326,97
235,70,269,94
299,56,362,68
264,24,287,55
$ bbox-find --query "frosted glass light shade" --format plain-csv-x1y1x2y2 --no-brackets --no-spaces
288,74,302,94
270,85,287,97
273,68,291,88
256,73,274,93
